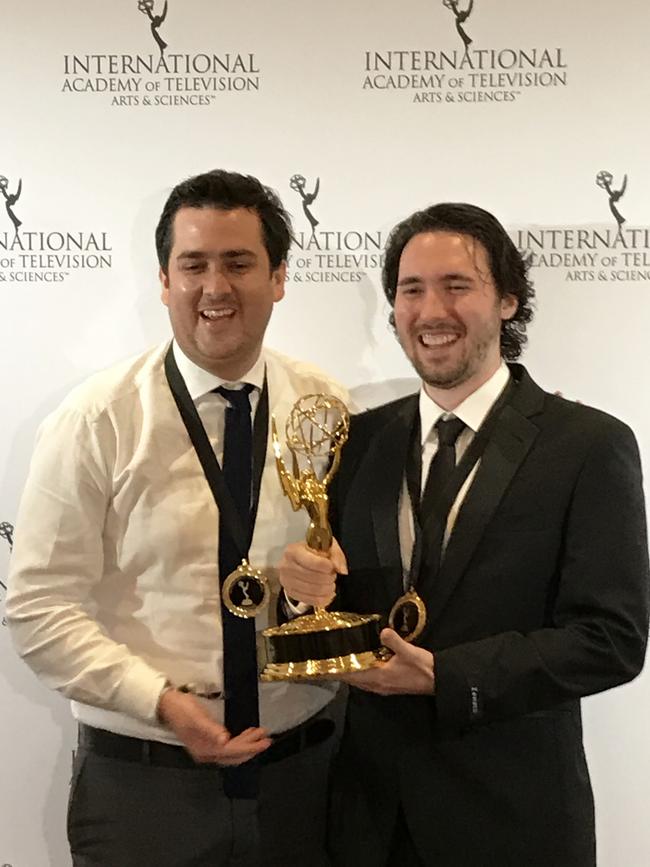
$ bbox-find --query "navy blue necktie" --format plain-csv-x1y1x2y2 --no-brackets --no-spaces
216,384,260,799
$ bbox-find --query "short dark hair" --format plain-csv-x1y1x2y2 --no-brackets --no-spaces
382,202,535,360
155,169,292,273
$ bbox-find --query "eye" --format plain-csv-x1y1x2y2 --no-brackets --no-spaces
398,284,422,297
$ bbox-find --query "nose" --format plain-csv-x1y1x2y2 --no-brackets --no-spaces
203,264,232,294
419,285,450,320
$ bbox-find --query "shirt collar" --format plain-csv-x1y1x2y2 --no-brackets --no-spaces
419,362,510,445
171,340,266,401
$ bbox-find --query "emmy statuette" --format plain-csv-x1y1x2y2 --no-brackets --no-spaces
261,394,383,681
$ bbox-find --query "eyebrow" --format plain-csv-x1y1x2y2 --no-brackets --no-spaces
441,272,473,282
176,248,257,261
397,271,474,287
176,251,205,261
396,275,423,287
221,248,257,260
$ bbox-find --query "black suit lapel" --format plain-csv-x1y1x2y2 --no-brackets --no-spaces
367,396,419,573
424,368,545,629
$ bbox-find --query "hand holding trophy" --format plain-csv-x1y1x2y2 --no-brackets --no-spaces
261,394,383,681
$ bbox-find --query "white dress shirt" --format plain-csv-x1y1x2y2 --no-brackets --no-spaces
7,342,347,741
174,342,265,451
399,363,510,582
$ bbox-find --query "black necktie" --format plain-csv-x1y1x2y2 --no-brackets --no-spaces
216,384,259,799
421,416,466,576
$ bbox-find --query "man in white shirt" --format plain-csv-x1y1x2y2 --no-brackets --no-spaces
7,169,347,867
278,203,649,866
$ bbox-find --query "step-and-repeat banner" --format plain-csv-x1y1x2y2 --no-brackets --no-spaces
1,1,649,864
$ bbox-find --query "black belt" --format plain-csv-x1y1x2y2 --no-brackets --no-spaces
78,717,334,770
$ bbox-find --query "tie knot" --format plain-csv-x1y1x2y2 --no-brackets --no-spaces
215,384,254,413
435,416,465,447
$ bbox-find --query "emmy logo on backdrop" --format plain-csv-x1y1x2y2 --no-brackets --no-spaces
442,0,474,54
289,174,320,234
137,0,168,57
0,521,14,593
0,176,22,239
596,170,627,241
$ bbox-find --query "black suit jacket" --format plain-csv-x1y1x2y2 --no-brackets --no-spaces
329,365,649,867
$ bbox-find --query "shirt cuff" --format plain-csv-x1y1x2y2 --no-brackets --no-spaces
282,589,311,618
113,658,171,723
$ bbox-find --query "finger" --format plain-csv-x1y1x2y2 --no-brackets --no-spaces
228,728,272,748
183,727,231,761
280,541,305,567
340,662,386,685
291,593,335,608
282,575,336,605
283,569,336,591
330,537,348,575
217,750,268,766
236,727,271,741
380,627,413,657
212,729,230,748
281,541,332,573
216,734,273,765
340,671,388,695
291,543,337,573
201,744,271,766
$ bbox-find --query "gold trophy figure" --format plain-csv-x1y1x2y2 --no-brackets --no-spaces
261,395,382,681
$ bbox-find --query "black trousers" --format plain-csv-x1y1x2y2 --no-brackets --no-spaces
67,725,336,867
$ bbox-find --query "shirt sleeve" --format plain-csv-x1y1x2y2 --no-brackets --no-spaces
6,404,168,723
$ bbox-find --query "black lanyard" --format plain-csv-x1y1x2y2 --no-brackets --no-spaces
404,378,515,586
164,345,269,578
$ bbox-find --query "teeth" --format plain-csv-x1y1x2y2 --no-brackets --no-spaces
202,309,234,320
420,333,457,347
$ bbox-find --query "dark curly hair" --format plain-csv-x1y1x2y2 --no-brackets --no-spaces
382,202,535,360
155,169,292,274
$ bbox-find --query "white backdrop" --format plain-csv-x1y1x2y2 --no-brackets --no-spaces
1,1,649,864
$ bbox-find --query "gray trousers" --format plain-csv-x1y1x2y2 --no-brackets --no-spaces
67,733,335,867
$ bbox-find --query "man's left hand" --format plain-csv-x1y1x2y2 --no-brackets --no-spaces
341,628,435,695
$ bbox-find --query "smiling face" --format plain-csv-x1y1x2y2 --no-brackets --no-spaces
393,231,517,408
160,206,285,380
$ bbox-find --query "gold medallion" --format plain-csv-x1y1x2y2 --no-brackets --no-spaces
222,560,270,618
388,588,427,643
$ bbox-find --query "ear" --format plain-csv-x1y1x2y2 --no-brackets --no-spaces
500,293,518,321
271,262,287,303
159,266,170,307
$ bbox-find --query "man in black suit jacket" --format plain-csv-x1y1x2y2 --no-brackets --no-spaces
279,203,650,866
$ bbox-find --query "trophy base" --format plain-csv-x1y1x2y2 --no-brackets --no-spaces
261,610,382,682
261,649,383,681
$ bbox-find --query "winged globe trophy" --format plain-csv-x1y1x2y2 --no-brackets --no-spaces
261,394,383,680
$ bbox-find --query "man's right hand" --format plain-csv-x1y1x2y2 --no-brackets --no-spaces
278,538,348,607
157,689,271,765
